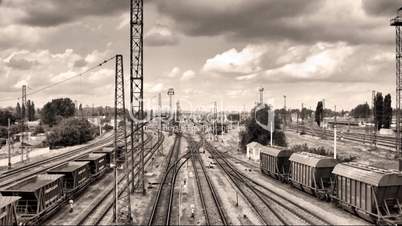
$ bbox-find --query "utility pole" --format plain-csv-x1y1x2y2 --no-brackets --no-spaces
334,105,337,159
131,0,145,196
168,88,175,119
259,88,264,104
8,118,11,169
391,10,402,170
113,54,132,224
214,101,217,140
322,98,326,139
372,90,377,147
301,103,304,134
283,95,287,130
20,85,27,163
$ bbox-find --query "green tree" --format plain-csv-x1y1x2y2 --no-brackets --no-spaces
350,103,371,119
374,92,384,131
16,103,21,120
383,94,392,129
0,109,16,126
47,118,96,148
41,98,76,126
239,104,287,152
315,101,323,127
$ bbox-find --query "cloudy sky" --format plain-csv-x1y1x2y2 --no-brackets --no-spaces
0,0,401,111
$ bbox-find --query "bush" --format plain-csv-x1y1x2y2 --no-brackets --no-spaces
289,143,357,162
47,118,96,148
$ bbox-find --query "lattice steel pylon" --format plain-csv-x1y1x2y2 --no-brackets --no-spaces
113,54,133,223
130,0,145,194
391,9,402,170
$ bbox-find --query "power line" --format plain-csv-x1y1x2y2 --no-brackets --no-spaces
0,55,116,103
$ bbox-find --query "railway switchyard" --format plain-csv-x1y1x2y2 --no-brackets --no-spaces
4,0,402,225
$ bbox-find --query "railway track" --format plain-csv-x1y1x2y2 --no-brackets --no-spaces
187,136,228,225
147,134,191,226
74,131,164,225
203,136,331,225
0,124,147,189
288,126,398,149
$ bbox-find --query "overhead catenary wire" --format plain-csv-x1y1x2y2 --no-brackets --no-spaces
0,55,116,103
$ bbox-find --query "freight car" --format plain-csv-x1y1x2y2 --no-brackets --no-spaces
260,146,293,181
47,162,91,196
93,147,114,168
259,145,402,224
74,153,107,178
332,162,402,224
289,152,337,199
0,174,65,224
0,196,20,226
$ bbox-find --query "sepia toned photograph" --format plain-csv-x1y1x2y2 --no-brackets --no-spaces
1,0,402,225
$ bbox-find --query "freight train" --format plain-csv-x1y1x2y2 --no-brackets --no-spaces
260,146,402,225
0,143,123,226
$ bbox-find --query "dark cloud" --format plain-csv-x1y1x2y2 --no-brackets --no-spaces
362,0,401,17
6,57,38,70
13,0,129,27
153,0,392,45
73,58,87,68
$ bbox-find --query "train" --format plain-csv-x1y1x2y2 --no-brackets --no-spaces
260,145,402,225
0,143,121,226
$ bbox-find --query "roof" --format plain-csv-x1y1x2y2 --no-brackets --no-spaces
260,146,293,158
247,141,263,149
75,153,106,161
332,162,402,187
48,162,89,173
289,152,337,168
94,147,114,153
0,196,20,208
3,174,64,192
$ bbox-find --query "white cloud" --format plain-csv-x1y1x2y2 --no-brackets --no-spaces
264,42,354,80
144,24,179,46
180,70,195,81
202,45,266,75
167,67,181,78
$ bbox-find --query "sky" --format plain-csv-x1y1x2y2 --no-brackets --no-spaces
0,0,401,112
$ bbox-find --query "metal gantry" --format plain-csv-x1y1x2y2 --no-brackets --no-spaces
130,0,145,194
113,54,133,223
391,10,402,170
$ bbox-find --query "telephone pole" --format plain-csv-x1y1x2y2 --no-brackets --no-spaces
113,54,132,224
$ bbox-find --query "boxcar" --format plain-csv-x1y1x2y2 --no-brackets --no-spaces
0,174,65,224
332,162,402,224
74,153,107,178
93,147,114,167
0,196,20,226
260,146,293,181
47,161,91,195
289,152,337,199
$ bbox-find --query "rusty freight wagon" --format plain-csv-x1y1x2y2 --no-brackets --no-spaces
332,162,402,224
47,161,91,195
289,152,337,199
0,174,65,224
74,153,107,178
0,196,20,226
260,146,293,181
